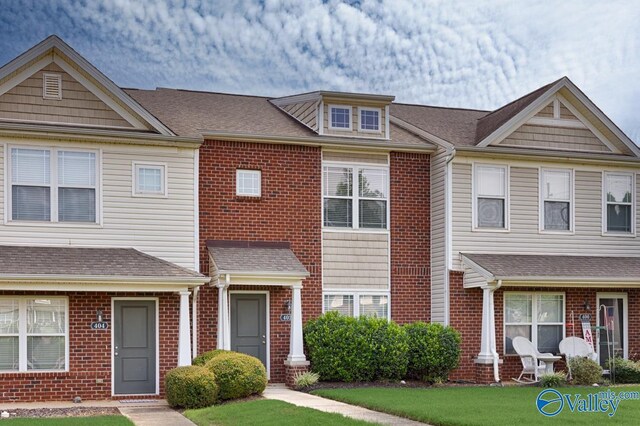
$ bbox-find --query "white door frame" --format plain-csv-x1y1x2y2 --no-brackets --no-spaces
111,297,160,396
596,292,629,363
228,290,270,379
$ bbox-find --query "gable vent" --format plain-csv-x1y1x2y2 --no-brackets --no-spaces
42,73,62,100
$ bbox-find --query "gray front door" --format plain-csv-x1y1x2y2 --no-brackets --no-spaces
113,300,156,395
230,293,267,367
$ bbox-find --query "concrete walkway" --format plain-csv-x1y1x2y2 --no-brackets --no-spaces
264,384,427,425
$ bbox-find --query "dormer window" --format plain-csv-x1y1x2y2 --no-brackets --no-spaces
359,107,380,132
329,105,352,130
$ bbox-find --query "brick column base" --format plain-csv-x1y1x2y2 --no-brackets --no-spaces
475,362,498,384
284,362,310,388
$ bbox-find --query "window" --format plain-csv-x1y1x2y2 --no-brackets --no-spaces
236,169,261,197
323,165,388,229
323,293,389,319
474,164,508,229
504,293,564,355
541,169,572,231
359,108,380,132
604,172,634,234
10,147,98,223
329,106,352,130
0,297,67,372
133,163,166,197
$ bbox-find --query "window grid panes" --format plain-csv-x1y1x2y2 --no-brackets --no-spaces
323,293,389,319
605,173,633,233
504,293,564,355
323,295,354,317
11,149,51,221
475,165,507,229
135,164,165,195
360,109,380,131
542,169,571,231
330,106,351,129
236,170,261,197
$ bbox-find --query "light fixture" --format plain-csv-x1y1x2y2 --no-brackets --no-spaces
96,310,103,322
583,300,591,312
284,300,291,313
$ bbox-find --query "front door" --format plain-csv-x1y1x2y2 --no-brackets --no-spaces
230,293,267,368
597,294,627,368
113,300,157,395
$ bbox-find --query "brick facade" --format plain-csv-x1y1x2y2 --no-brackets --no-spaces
0,291,179,402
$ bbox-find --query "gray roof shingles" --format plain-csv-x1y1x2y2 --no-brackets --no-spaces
207,241,309,276
463,253,640,279
0,245,204,278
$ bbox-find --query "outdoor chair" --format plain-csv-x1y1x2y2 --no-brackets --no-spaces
512,336,553,383
559,336,597,379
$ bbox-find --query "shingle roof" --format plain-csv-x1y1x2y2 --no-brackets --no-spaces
207,240,309,276
463,253,640,280
0,245,204,279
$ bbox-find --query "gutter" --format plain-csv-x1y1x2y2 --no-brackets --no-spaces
455,146,640,164
0,274,210,285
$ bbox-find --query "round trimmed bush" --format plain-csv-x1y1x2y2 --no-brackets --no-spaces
193,349,237,366
569,356,603,385
609,357,640,384
165,365,218,409
205,352,267,400
404,321,461,382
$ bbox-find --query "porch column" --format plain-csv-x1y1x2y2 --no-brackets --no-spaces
476,286,497,364
178,290,192,366
216,282,230,350
286,283,307,364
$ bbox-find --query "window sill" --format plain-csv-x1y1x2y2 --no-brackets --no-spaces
4,220,103,228
322,227,389,234
602,232,636,238
132,193,168,199
471,227,510,233
235,195,262,202
539,230,575,236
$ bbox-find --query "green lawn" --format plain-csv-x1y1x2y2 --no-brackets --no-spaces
185,399,373,425
1,416,133,425
312,386,640,426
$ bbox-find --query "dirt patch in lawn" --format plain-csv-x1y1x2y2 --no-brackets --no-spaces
2,407,120,418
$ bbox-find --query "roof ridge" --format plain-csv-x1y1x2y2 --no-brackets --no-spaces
392,102,489,113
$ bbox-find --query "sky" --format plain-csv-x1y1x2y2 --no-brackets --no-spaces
1,0,639,141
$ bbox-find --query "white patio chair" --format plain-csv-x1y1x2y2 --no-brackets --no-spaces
512,336,552,383
559,336,597,379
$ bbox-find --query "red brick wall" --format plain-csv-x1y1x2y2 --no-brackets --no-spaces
389,152,431,323
197,140,323,381
0,291,179,402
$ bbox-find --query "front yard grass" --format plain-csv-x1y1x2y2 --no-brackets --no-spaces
185,399,373,425
312,385,640,425
1,416,133,425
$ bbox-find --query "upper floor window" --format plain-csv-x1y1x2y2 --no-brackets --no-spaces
474,164,508,229
604,172,634,234
329,105,352,130
236,169,261,197
133,163,167,197
359,108,380,132
541,169,573,232
10,147,97,223
323,165,388,229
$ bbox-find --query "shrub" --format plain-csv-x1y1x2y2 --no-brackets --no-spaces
193,349,235,366
304,312,409,382
165,365,218,409
539,372,567,388
569,357,603,385
404,322,461,382
205,352,267,400
609,357,640,384
293,371,320,389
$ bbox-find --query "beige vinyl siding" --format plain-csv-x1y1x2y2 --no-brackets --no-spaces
322,231,389,289
535,103,554,118
0,63,132,128
322,150,388,165
0,140,196,269
498,124,611,152
282,100,318,131
451,160,640,270
430,147,448,323
463,266,488,288
559,103,577,120
323,102,387,138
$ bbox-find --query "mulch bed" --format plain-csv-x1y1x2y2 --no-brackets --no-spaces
0,407,120,418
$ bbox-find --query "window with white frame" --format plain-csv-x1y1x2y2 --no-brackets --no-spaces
541,169,572,231
359,108,380,132
604,172,634,234
504,293,564,355
323,293,389,319
329,106,352,130
323,165,388,229
474,164,507,229
10,147,97,223
133,163,166,196
0,297,67,372
236,169,261,197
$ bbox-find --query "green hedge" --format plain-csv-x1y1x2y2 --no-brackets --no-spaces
165,365,218,409
609,358,640,383
569,357,603,385
193,349,236,366
404,322,461,382
205,352,267,400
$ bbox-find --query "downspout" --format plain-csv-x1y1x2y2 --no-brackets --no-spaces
491,280,503,383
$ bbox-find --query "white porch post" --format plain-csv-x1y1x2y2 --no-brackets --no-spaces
476,286,496,364
216,281,231,350
178,290,192,366
286,283,307,364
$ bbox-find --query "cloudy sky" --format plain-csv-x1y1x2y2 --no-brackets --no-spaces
1,0,639,141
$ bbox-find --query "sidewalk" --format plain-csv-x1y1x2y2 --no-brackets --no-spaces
263,384,427,425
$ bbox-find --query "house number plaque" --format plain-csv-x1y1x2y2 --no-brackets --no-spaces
91,322,109,330
280,314,291,321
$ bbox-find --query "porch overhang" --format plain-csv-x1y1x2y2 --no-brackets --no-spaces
461,253,640,289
